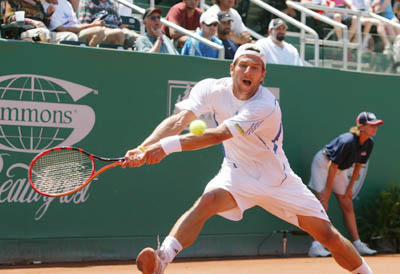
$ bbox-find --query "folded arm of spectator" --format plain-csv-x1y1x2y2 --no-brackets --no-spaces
228,31,252,45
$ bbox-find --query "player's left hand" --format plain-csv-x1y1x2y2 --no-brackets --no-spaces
141,143,167,165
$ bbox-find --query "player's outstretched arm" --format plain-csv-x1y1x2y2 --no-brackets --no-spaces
123,110,197,168
142,110,197,147
179,123,232,151
136,123,233,166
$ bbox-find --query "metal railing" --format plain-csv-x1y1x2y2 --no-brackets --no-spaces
287,1,353,69
292,2,400,71
116,0,225,59
201,0,319,65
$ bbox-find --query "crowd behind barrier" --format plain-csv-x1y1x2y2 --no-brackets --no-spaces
0,0,399,73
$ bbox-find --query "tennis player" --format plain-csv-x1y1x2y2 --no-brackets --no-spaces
123,43,373,274
308,112,383,257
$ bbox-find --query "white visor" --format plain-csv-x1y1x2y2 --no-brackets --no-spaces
233,43,267,68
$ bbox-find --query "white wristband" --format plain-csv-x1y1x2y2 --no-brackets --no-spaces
159,135,182,155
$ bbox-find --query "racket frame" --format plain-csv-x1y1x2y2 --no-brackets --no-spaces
28,146,124,197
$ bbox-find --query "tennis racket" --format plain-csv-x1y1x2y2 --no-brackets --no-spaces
28,146,124,197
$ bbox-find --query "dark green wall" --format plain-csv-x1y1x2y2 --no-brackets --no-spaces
0,40,398,263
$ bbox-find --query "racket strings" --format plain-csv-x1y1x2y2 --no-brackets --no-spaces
30,150,93,195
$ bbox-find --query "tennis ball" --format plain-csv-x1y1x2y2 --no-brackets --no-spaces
189,120,207,136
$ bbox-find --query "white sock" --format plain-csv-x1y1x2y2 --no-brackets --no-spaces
351,258,373,274
160,236,183,264
353,239,362,246
312,240,321,246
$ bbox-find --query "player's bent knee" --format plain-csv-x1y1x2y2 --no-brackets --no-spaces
318,228,342,249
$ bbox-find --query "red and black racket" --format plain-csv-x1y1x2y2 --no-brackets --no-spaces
28,147,124,197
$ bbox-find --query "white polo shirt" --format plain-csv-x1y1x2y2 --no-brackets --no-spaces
256,36,303,66
176,77,291,185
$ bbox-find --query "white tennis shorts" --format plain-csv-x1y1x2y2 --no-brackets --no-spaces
308,150,366,197
204,159,330,227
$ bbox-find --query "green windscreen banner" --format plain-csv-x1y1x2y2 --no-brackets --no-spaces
0,40,398,263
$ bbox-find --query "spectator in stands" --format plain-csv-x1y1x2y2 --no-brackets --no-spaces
4,0,77,43
344,0,392,54
217,11,238,59
162,0,203,50
135,8,179,54
370,0,400,38
203,0,252,45
326,0,358,41
78,0,140,48
42,0,108,46
256,18,303,66
300,0,332,37
181,12,223,58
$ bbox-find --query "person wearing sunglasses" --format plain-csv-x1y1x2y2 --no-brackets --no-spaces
135,8,178,54
181,12,223,58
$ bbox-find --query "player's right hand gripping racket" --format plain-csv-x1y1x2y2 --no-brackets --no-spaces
28,147,124,197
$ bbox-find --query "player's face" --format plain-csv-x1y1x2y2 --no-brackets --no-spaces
230,55,266,100
362,124,378,137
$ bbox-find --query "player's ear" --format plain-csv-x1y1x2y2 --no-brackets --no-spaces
230,63,234,76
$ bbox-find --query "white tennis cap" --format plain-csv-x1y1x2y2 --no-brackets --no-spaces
233,43,267,67
200,12,219,25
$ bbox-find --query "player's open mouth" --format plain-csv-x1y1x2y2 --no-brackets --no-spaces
242,79,252,86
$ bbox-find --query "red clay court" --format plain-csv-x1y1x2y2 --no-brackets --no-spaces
0,254,398,273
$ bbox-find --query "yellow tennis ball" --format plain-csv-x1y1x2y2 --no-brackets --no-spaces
189,120,207,136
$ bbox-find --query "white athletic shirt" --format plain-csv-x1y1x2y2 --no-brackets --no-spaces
176,77,291,184
256,37,303,66
204,5,247,35
42,0,79,31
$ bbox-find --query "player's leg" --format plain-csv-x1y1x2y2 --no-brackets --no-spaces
298,215,372,273
136,188,238,274
169,188,237,247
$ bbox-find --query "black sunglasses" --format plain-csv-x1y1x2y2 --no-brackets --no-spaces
150,15,161,20
206,22,218,27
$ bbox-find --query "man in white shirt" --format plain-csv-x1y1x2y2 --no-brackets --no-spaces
203,0,251,45
123,43,373,274
256,18,303,66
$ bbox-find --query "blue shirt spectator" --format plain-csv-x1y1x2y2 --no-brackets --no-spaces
181,12,223,58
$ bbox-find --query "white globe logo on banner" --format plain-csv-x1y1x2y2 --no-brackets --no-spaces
0,74,97,153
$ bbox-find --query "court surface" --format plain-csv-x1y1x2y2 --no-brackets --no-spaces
0,254,399,274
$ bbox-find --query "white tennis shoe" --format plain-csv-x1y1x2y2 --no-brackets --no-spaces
308,241,331,257
353,241,377,255
154,249,167,274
